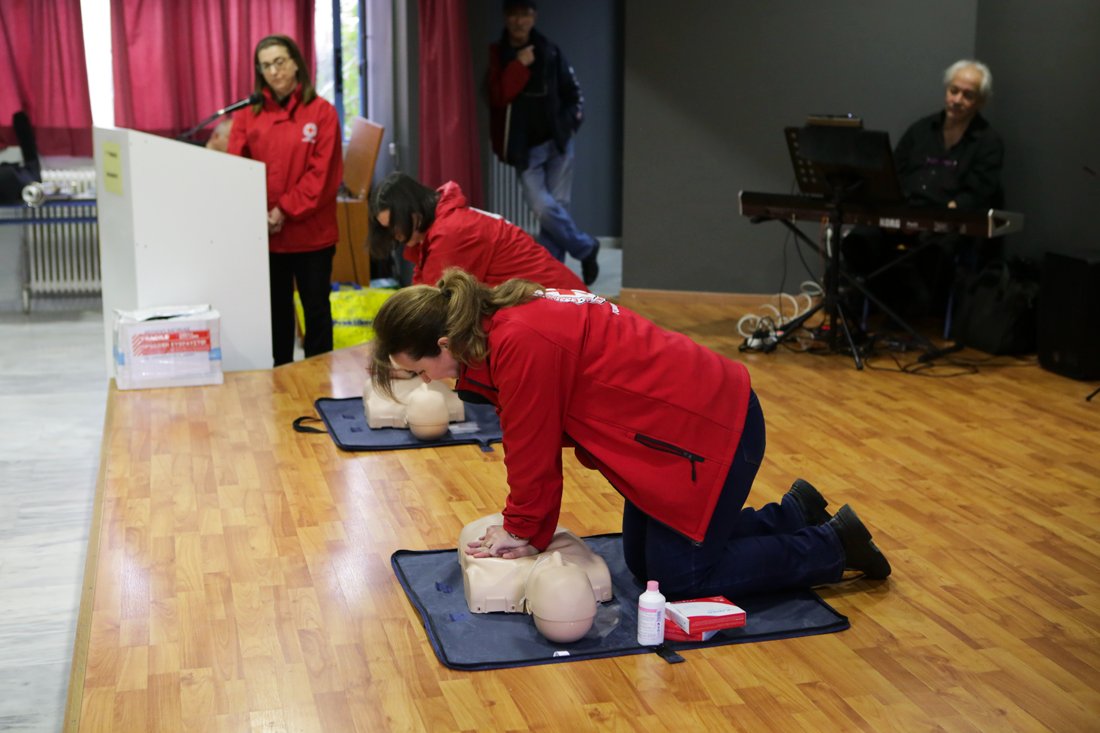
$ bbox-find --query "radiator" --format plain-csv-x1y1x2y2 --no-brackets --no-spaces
23,168,100,305
487,155,538,234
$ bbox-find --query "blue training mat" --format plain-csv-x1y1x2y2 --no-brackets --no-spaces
391,533,850,671
299,397,503,452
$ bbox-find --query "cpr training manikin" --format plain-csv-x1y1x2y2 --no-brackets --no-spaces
368,373,613,642
458,513,613,643
363,372,466,439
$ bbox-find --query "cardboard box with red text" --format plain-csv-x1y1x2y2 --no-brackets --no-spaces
113,305,224,390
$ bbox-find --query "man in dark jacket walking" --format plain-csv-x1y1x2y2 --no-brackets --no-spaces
488,0,601,286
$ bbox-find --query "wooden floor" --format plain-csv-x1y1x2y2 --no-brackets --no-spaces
66,293,1100,732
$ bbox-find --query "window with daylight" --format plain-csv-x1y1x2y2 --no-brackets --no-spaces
315,0,369,141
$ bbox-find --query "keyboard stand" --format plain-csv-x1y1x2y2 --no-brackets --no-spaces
758,213,947,369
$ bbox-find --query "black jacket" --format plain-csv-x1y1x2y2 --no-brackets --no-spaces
894,111,1005,211
488,28,584,170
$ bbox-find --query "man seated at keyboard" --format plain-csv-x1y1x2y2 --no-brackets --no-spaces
843,59,1005,321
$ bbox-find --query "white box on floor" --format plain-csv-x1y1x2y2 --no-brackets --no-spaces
664,595,746,640
113,305,224,390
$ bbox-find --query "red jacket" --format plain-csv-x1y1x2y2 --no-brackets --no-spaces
228,87,342,253
405,182,586,291
455,290,752,550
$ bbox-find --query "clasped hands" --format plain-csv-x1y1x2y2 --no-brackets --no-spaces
465,524,537,559
267,206,285,234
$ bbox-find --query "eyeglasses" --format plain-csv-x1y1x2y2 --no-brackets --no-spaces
259,57,290,74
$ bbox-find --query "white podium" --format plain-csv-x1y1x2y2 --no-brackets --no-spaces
93,126,272,375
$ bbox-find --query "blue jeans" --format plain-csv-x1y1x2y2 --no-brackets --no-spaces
519,138,598,262
622,390,845,599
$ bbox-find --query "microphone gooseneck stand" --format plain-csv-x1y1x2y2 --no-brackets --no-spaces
177,94,261,143
177,111,227,143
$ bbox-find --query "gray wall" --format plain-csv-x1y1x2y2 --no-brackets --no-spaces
976,0,1100,260
470,0,623,237
623,0,979,293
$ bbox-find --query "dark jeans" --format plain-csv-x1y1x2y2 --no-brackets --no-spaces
622,390,844,599
269,246,335,366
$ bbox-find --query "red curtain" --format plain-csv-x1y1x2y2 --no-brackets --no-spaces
417,0,483,206
111,0,314,140
0,0,93,157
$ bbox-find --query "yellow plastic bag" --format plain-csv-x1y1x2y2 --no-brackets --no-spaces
295,283,397,349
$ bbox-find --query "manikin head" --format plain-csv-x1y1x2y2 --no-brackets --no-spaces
524,551,598,643
404,383,450,440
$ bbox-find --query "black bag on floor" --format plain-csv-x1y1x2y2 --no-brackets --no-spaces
0,111,42,204
953,258,1040,355
0,163,35,204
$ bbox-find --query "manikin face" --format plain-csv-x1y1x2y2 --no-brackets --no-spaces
391,339,459,384
505,8,536,46
258,45,299,100
376,209,426,247
944,66,985,126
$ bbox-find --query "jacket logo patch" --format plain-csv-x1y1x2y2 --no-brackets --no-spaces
536,288,619,314
301,122,318,143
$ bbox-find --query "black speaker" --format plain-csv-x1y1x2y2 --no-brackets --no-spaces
1038,250,1100,380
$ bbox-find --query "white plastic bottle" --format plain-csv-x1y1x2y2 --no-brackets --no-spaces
636,580,666,646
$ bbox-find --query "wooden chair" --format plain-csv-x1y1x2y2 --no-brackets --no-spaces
332,117,385,285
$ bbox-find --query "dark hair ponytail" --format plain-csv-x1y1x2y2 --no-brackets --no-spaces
369,172,440,257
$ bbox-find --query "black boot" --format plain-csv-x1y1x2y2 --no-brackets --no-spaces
786,478,832,525
828,504,891,579
581,240,600,286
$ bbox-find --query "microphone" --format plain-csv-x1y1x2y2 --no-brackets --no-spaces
177,93,263,142
217,93,263,117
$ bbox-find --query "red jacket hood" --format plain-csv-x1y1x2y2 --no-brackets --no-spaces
436,181,467,216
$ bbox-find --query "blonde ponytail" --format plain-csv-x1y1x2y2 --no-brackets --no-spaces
370,269,541,397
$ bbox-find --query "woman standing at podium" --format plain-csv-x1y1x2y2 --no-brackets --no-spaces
228,34,343,366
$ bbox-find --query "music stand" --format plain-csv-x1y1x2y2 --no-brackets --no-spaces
769,119,934,368
784,113,865,198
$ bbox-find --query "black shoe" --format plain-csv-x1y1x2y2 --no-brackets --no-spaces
581,240,600,286
787,478,832,525
827,505,891,579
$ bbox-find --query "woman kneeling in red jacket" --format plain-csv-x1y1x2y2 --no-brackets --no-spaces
370,269,891,599
370,172,586,292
